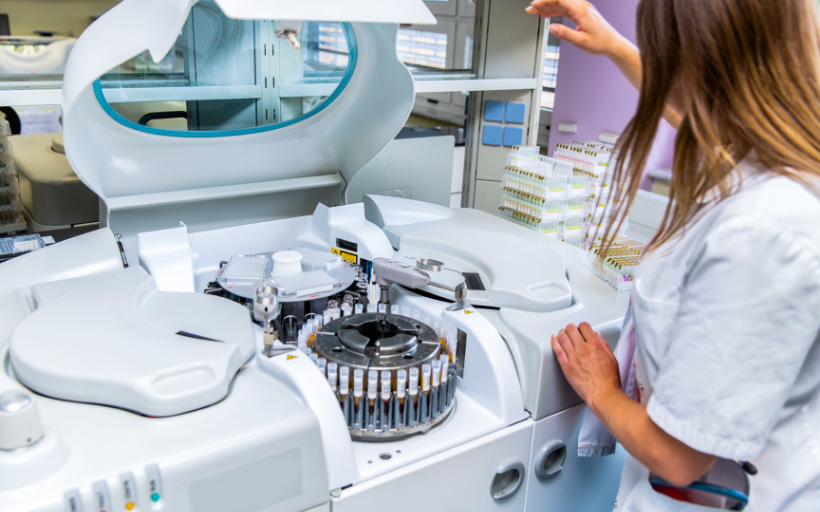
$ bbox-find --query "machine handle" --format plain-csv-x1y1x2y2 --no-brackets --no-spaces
490,460,525,500
534,440,567,481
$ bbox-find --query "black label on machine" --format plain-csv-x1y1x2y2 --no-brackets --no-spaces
336,238,358,252
462,272,485,291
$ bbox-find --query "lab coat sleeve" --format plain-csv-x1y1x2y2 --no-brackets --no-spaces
646,216,820,461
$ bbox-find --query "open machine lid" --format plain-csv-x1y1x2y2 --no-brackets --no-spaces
60,0,431,214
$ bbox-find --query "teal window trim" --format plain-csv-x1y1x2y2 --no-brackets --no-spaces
93,22,358,138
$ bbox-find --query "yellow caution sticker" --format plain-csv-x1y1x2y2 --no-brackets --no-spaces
287,354,297,360
465,310,474,314
332,247,359,264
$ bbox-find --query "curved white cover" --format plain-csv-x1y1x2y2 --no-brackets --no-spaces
10,267,255,417
214,0,436,24
61,0,419,208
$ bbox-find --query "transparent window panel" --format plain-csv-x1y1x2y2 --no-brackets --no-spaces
93,1,354,134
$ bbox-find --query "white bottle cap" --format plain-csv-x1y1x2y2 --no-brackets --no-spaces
0,390,44,450
317,358,327,376
378,304,387,313
391,304,401,315
354,304,363,314
367,303,377,313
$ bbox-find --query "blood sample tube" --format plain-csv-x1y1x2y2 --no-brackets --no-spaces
408,367,419,426
353,368,364,425
327,362,338,392
317,358,327,377
396,369,407,417
380,370,392,430
339,366,350,407
367,370,379,430
431,359,441,390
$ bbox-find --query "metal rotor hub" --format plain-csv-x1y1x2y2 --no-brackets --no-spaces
315,313,441,370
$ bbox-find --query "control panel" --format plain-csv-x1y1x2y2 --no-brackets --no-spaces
62,465,163,512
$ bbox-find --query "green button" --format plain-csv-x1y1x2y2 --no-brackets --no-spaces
151,493,160,502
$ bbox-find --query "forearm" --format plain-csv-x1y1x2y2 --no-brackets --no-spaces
605,38,682,130
590,388,715,487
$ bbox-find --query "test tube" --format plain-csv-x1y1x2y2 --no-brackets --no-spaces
422,364,431,393
309,353,319,365
327,362,338,391
391,304,401,315
401,306,410,317
432,359,441,389
439,355,449,411
381,370,392,430
409,367,419,397
448,334,457,363
309,319,317,347
367,303,377,313
440,355,449,381
298,332,308,353
353,368,364,427
341,303,352,316
315,315,324,329
378,303,387,314
354,303,363,314
408,367,419,426
323,310,332,326
367,370,379,430
397,369,407,400
340,366,350,396
317,358,327,377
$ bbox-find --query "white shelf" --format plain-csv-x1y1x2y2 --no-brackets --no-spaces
0,88,62,106
413,77,540,93
101,85,262,103
278,83,339,98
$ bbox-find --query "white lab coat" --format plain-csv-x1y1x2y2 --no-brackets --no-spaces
600,160,820,511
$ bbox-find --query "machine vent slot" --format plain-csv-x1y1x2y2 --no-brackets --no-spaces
336,238,358,252
463,272,485,291
176,331,223,343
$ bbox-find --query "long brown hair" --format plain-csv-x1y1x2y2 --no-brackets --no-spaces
600,0,820,254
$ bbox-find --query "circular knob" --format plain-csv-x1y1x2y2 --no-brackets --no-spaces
0,390,45,451
271,250,302,277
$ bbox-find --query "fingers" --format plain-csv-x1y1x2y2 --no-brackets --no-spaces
564,323,587,347
551,334,568,366
548,23,590,48
578,322,598,343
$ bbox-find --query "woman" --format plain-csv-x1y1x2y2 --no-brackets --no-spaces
526,0,820,510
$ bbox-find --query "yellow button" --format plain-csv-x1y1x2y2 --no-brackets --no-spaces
125,502,134,511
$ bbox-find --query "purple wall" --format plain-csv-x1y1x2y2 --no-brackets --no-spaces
548,0,675,186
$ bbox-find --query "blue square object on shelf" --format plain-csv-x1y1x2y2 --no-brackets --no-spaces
503,127,524,147
482,125,503,146
505,102,526,124
484,100,505,122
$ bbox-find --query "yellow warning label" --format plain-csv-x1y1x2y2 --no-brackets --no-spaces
332,247,359,264
465,310,474,314
287,354,297,360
